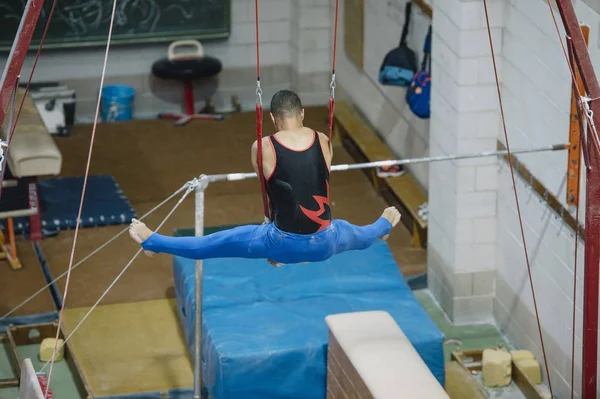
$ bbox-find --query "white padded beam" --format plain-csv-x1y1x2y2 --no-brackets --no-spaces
325,310,449,399
1,88,62,178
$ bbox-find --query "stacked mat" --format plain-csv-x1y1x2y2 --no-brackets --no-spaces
172,240,445,399
3,175,135,234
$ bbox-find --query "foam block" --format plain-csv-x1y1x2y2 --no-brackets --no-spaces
39,338,64,362
173,240,445,399
510,349,535,363
325,311,448,399
516,358,542,384
482,349,511,387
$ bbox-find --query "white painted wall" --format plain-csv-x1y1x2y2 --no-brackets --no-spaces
336,0,432,188
494,0,598,396
427,0,600,396
0,0,314,121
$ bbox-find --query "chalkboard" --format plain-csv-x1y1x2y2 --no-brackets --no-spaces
0,0,231,50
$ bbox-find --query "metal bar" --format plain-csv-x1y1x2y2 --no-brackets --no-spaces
204,144,568,183
0,208,37,219
553,2,600,396
0,0,45,128
193,177,207,399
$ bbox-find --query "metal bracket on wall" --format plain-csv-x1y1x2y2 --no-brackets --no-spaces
497,140,585,239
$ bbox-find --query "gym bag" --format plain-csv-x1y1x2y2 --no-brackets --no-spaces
378,1,417,87
406,25,432,119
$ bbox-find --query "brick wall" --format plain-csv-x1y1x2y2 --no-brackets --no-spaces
426,0,503,325
0,0,335,122
493,0,600,396
335,0,432,188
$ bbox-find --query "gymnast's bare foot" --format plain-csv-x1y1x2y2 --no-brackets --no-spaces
380,206,401,240
129,218,156,257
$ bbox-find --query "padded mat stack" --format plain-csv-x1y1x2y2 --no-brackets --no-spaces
61,299,193,398
7,175,135,234
173,240,445,399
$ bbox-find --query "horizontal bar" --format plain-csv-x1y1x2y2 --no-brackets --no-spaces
205,143,568,183
0,208,37,219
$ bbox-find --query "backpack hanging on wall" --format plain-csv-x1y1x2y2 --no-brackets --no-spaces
406,25,432,119
378,1,418,87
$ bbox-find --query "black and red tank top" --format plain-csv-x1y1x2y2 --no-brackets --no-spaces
265,130,331,235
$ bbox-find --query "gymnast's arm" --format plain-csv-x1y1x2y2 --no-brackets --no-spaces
317,131,333,167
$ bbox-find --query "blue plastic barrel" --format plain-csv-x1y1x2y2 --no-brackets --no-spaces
101,85,135,122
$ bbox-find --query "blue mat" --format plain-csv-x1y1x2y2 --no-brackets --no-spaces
6,175,136,234
173,240,445,399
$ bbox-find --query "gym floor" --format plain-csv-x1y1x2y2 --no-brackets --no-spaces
0,106,502,397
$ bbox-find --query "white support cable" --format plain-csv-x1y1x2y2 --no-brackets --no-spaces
0,181,191,321
39,182,196,374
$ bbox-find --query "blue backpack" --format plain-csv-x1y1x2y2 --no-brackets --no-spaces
378,2,417,87
406,26,432,119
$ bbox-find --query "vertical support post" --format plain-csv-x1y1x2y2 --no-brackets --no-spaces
554,1,600,397
193,176,207,399
566,25,589,207
0,0,45,128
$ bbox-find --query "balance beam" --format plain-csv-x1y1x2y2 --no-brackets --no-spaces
325,311,449,399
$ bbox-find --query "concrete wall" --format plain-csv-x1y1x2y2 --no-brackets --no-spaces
427,0,599,397
426,0,503,328
335,0,432,188
494,0,598,396
0,0,333,123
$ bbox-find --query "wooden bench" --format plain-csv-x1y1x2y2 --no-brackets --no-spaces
325,311,449,399
332,100,428,248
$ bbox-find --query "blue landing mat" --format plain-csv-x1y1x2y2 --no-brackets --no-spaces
6,175,136,234
173,240,445,399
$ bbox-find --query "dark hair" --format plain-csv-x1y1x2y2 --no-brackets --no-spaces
270,89,303,119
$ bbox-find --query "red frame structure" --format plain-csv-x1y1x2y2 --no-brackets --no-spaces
0,0,44,201
0,0,44,130
554,1,600,397
1,0,599,397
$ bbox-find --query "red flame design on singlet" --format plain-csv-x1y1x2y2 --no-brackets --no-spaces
299,181,331,231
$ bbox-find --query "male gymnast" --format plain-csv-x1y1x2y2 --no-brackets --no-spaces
128,89,401,266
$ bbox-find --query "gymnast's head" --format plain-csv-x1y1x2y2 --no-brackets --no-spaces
269,89,304,130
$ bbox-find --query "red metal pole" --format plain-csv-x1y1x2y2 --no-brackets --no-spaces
0,0,45,128
554,1,600,397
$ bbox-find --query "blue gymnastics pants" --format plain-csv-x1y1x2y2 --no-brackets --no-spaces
141,217,392,264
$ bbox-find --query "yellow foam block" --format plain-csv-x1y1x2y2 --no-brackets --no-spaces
482,349,512,387
516,358,542,384
39,338,64,362
510,349,535,362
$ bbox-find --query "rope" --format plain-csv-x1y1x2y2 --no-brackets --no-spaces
0,183,189,321
39,183,195,374
43,0,119,395
0,0,59,199
254,0,269,222
482,1,553,395
328,0,340,143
